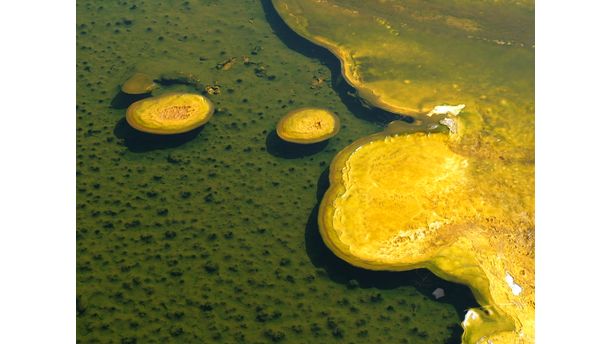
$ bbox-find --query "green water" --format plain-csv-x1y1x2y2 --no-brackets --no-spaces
76,1,477,342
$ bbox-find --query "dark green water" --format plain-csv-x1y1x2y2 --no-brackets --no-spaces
76,1,477,342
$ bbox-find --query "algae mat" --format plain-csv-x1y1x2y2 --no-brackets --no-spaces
272,0,534,343
77,0,480,343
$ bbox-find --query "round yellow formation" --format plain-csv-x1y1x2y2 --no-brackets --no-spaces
320,131,468,269
276,107,340,144
319,127,534,344
126,92,214,134
121,72,158,94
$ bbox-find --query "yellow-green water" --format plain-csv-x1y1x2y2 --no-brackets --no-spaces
76,0,486,343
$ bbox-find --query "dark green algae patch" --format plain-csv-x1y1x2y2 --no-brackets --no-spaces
77,0,477,343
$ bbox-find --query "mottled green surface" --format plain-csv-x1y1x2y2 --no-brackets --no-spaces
77,1,477,343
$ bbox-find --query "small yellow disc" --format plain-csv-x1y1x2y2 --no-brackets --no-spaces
121,73,158,94
276,107,340,144
126,92,214,135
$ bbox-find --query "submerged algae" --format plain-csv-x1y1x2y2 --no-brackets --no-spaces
121,72,159,94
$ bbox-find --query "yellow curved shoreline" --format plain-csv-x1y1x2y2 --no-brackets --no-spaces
272,2,424,116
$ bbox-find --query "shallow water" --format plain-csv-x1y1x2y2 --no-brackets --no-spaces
76,1,482,343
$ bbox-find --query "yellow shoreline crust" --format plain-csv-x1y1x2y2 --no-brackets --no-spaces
276,107,340,143
318,128,534,344
271,0,535,119
126,92,214,135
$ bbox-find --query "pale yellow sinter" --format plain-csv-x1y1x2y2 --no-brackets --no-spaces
271,0,535,119
319,123,534,344
121,72,159,94
126,92,214,135
276,107,340,143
